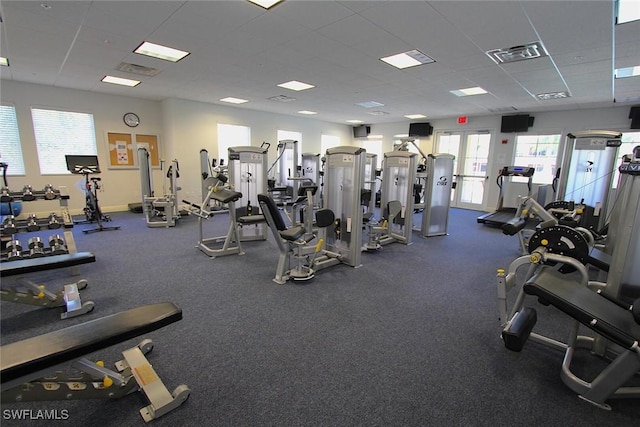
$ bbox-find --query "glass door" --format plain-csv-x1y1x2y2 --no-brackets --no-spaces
436,131,492,210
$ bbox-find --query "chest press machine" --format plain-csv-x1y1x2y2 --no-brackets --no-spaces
496,147,640,410
1,302,190,422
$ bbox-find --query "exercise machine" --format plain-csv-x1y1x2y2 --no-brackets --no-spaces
258,193,334,284
301,153,321,207
477,166,535,227
556,130,622,231
603,146,640,302
65,155,120,234
138,147,181,228
1,302,190,422
496,150,640,408
184,183,246,259
1,252,96,319
267,140,299,204
200,149,228,211
320,146,365,267
378,150,418,246
418,153,455,237
228,145,269,242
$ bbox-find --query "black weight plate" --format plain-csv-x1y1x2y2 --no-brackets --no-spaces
528,225,589,272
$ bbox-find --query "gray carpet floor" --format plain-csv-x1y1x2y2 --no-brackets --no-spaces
1,207,638,426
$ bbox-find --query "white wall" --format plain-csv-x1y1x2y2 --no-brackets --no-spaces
1,80,351,216
2,80,636,215
160,98,351,205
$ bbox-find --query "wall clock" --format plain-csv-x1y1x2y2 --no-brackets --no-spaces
123,112,140,127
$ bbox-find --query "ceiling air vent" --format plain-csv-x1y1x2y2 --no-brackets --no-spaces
486,42,548,64
268,95,297,102
116,62,160,77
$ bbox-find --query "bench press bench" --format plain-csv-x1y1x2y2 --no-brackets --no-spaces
521,267,640,409
1,302,190,422
1,252,96,319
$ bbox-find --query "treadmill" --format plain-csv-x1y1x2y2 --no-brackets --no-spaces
477,166,535,227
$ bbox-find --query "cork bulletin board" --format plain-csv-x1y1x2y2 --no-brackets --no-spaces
107,132,135,168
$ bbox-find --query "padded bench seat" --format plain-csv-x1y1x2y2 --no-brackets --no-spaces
237,214,266,224
524,268,640,350
1,302,182,385
0,252,96,278
209,188,242,204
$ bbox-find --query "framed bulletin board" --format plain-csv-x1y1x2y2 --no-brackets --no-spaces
136,134,160,168
107,132,135,168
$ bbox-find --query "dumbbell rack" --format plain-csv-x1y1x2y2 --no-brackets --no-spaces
0,185,96,319
1,185,78,265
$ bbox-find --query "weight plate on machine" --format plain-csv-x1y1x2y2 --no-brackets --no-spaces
528,225,589,273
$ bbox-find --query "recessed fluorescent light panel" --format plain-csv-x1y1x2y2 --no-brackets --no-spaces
356,101,385,108
347,120,364,124
450,87,488,97
220,97,249,104
101,75,140,87
134,41,190,62
405,114,426,119
535,91,570,100
0,57,9,67
277,80,315,91
617,0,640,24
367,111,389,116
247,0,283,9
380,50,435,69
297,110,317,115
615,65,640,79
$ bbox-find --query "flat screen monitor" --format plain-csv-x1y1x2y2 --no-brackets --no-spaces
65,154,101,174
353,125,370,138
408,122,433,137
501,115,530,133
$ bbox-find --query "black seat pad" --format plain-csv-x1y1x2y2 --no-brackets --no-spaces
1,302,182,384
209,188,242,204
524,268,640,350
1,252,96,277
279,226,306,242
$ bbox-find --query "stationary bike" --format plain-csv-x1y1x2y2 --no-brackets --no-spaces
66,155,120,234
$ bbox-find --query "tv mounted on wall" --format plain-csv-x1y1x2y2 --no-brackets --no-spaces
408,122,433,137
501,114,533,133
353,125,371,138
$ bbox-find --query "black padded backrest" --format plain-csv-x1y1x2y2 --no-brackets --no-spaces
361,189,372,206
387,200,402,219
258,194,288,231
298,184,318,196
315,209,335,228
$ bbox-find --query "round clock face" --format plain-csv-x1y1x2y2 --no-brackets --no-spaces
123,112,140,127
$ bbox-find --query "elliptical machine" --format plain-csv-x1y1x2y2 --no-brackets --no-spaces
65,155,120,234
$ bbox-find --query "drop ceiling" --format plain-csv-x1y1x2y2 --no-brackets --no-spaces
1,0,638,124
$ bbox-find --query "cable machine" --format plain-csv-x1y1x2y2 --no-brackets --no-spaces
228,145,269,241
556,130,622,231
379,150,417,246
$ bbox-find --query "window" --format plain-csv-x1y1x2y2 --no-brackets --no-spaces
0,105,26,175
359,139,383,165
612,131,640,188
31,108,98,175
217,123,251,165
320,134,340,155
513,134,561,184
